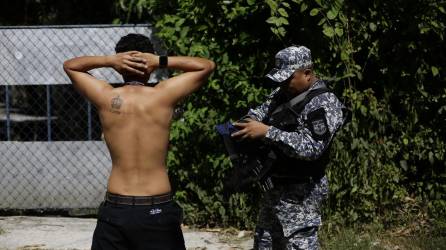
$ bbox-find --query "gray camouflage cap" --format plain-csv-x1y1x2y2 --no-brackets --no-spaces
266,46,313,83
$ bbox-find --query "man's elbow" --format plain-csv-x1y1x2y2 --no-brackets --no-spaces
204,60,216,74
63,59,73,73
62,60,76,85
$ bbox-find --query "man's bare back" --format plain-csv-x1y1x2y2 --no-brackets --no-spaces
100,85,173,195
64,50,215,197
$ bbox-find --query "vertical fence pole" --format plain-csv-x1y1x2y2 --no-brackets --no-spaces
5,85,11,141
87,101,92,140
46,85,52,141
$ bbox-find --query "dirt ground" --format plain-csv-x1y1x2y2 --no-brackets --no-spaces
0,216,253,250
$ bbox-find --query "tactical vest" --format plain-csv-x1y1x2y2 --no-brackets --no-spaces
262,82,332,183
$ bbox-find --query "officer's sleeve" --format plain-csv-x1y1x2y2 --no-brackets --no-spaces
263,92,345,160
246,87,281,121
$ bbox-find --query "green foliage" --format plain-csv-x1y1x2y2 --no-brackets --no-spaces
116,0,446,228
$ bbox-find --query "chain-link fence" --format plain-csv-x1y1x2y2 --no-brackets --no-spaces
0,24,167,210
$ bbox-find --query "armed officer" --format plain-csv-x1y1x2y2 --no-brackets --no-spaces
231,46,347,249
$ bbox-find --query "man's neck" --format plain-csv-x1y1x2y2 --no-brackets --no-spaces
286,77,319,99
307,77,319,90
125,80,146,86
123,74,151,85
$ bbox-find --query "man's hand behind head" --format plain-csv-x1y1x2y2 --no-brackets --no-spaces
108,51,148,76
134,52,159,74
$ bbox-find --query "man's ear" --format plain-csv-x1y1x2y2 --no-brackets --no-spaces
304,69,312,82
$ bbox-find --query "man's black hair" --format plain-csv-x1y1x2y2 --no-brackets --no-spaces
115,33,154,54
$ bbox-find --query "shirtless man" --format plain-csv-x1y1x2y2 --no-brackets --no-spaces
63,33,215,249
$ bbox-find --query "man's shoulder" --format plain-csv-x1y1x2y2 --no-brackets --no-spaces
304,90,345,114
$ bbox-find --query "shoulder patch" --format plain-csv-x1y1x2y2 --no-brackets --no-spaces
306,108,330,141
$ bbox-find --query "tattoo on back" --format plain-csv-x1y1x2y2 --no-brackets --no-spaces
111,95,123,113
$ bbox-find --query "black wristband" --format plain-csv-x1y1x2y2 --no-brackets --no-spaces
159,55,168,68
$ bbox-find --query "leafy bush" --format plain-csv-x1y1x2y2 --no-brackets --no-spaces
117,0,446,228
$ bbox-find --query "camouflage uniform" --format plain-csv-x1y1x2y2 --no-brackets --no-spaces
247,46,346,250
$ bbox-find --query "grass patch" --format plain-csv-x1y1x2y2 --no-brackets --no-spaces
320,223,446,250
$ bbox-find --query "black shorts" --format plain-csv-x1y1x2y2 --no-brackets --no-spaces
91,200,186,250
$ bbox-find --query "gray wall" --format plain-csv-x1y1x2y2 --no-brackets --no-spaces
0,141,110,209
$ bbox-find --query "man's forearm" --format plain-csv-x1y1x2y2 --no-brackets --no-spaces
166,56,215,73
64,52,147,76
139,53,215,74
63,56,112,73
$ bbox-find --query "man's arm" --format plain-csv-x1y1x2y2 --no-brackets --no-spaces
233,93,345,160
136,53,216,105
263,93,345,160
246,87,281,121
63,51,146,107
